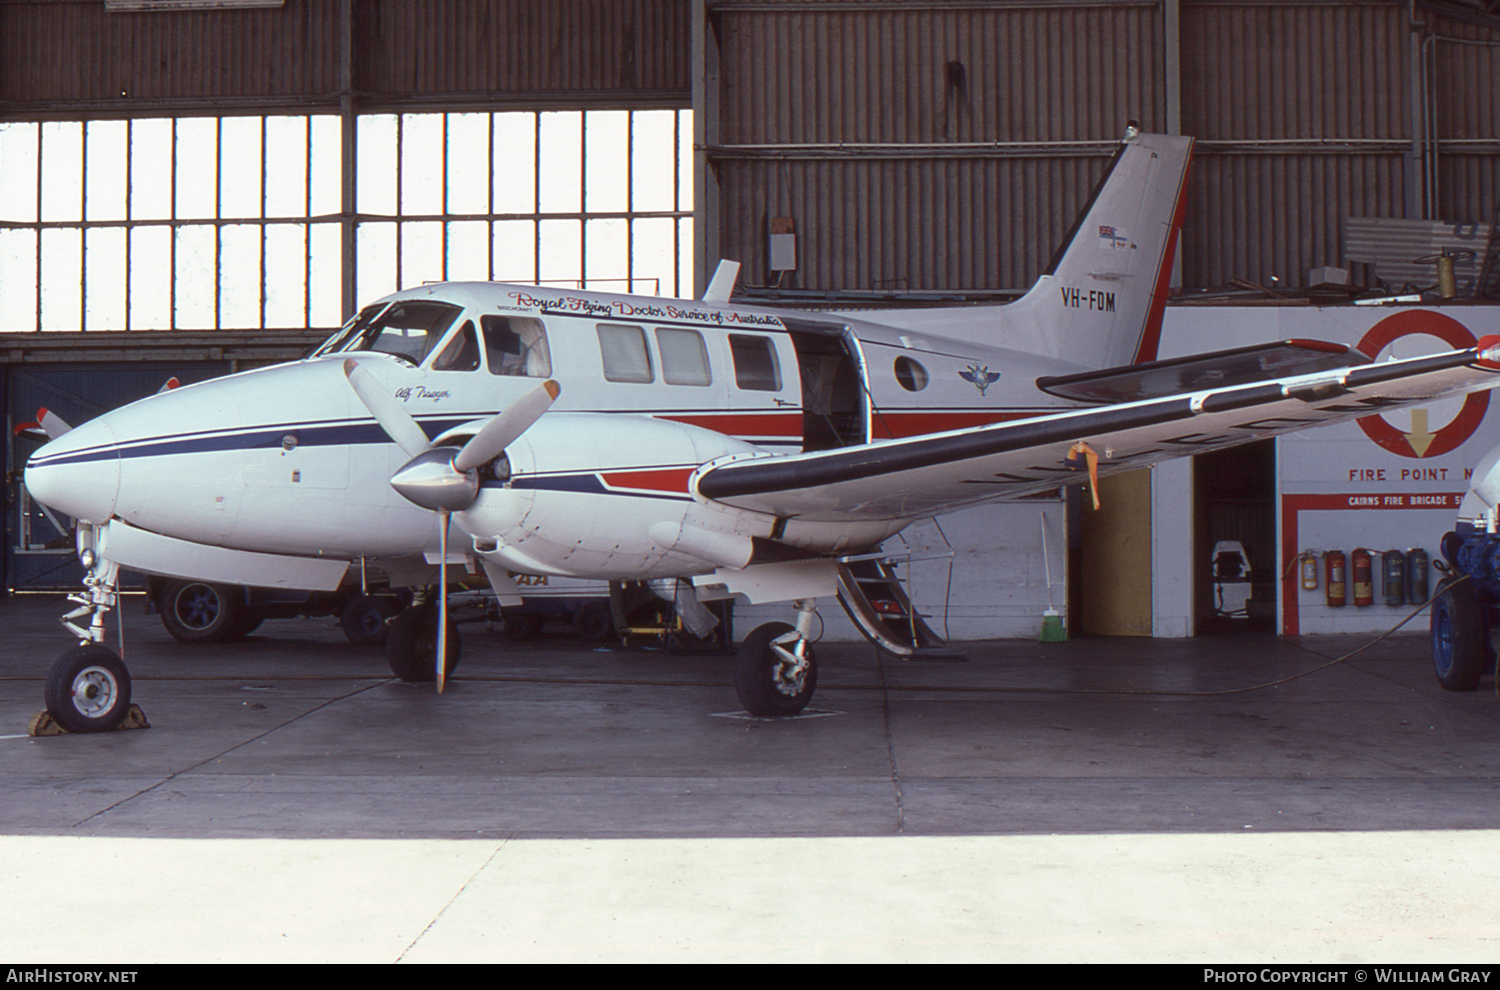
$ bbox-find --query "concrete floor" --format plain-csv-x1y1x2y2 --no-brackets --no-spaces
3,592,1500,962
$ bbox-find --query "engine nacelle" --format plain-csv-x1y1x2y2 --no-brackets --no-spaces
456,413,769,579
455,412,909,580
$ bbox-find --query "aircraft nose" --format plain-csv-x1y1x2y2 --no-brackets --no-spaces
24,417,121,524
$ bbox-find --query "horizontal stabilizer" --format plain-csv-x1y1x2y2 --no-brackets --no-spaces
1036,339,1370,404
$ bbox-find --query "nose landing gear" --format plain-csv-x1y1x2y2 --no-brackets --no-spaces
34,524,143,735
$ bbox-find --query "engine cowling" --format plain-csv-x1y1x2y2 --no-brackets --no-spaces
455,413,768,579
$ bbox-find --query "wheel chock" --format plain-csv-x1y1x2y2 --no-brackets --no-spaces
26,704,151,737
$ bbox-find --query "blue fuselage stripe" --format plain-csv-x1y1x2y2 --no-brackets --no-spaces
27,417,475,469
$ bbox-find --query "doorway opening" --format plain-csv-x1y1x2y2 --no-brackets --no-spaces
1194,439,1277,632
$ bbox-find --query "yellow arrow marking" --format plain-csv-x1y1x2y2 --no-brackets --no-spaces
1406,407,1435,457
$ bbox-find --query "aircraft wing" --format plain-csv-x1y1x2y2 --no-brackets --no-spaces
695,339,1500,522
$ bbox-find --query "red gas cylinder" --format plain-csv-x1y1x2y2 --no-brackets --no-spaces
1324,550,1346,606
1351,548,1373,607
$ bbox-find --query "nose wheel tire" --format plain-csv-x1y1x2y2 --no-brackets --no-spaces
385,603,461,682
44,645,132,734
734,621,817,717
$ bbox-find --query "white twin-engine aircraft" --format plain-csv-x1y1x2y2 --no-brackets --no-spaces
23,127,1500,732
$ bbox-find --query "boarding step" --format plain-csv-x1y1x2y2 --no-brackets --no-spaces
835,558,966,661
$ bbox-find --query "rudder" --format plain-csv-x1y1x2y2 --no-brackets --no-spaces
1004,127,1194,368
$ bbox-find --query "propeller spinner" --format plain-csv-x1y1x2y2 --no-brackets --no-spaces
343,359,560,690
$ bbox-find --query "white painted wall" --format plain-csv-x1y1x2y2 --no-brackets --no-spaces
736,501,1068,643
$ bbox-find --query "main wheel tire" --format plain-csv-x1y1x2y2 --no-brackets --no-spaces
44,645,132,734
1432,578,1486,691
160,580,244,644
340,594,393,645
572,601,614,642
733,621,817,717
385,603,461,682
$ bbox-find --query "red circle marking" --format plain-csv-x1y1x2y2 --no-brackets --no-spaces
1355,310,1488,459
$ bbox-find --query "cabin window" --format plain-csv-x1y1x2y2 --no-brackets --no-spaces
482,316,552,377
893,356,929,392
729,334,782,392
597,323,654,383
431,321,481,371
656,328,712,386
334,301,462,365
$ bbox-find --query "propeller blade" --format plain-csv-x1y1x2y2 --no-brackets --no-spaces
343,358,431,459
453,379,560,473
436,511,449,694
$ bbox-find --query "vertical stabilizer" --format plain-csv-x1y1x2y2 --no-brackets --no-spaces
1002,127,1194,368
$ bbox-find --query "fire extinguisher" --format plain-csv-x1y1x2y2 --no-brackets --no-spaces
1382,550,1405,606
1351,548,1374,607
1407,547,1429,604
1324,550,1346,606
1299,550,1319,591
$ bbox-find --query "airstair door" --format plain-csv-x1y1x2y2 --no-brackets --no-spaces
782,318,868,452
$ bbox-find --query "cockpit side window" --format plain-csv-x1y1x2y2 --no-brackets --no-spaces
482,316,551,376
336,301,462,365
431,320,481,371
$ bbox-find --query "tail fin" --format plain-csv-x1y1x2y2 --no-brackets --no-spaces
1002,127,1194,368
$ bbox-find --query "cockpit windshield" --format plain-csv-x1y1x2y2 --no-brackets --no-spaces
311,303,388,357
319,301,463,365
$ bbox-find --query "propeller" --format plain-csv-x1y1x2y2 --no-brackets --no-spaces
343,359,560,691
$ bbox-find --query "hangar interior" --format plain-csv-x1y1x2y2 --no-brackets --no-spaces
2,0,1499,641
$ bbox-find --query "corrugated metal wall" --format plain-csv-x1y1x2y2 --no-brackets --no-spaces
1181,0,1412,288
715,3,1166,144
702,0,1500,294
707,0,1166,292
1433,19,1500,227
0,0,692,116
354,0,690,110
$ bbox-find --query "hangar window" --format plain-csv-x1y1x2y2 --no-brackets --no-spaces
729,334,782,392
597,323,654,383
0,109,692,333
656,327,712,386
483,316,551,377
355,108,693,303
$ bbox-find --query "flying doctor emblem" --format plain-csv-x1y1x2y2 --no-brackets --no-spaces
959,365,1001,396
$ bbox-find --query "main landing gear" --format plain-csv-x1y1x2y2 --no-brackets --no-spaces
384,590,461,683
734,599,819,717
728,560,965,717
40,529,139,734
